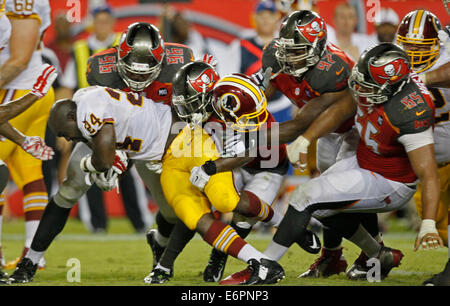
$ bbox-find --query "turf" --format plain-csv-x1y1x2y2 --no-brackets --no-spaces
1,217,447,286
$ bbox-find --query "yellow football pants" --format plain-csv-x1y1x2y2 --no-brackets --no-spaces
414,163,450,247
0,88,55,189
161,125,240,230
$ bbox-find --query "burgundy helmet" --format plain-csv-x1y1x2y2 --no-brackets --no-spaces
396,10,441,73
212,74,268,132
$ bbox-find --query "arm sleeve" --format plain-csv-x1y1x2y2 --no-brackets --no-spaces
397,127,434,153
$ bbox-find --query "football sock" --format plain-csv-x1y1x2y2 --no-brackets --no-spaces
25,248,45,265
348,224,382,258
0,164,8,194
30,197,71,252
264,240,289,261
241,191,278,225
203,219,268,263
159,220,195,269
155,211,175,244
322,228,343,250
359,213,380,238
23,180,48,249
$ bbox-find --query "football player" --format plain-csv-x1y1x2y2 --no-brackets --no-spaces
144,61,293,284
222,43,443,284
0,0,55,271
190,10,381,279
8,22,192,284
155,68,286,285
0,63,56,280
396,9,450,286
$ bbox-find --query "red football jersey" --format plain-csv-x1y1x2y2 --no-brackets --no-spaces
355,73,435,183
263,41,355,133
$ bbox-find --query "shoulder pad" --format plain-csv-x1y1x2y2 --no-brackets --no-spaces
262,39,283,74
86,47,127,89
303,48,352,94
157,43,195,83
384,80,435,136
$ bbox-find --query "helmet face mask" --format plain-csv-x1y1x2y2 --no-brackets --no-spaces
172,61,219,125
396,10,441,73
275,10,327,78
212,74,268,133
118,22,165,92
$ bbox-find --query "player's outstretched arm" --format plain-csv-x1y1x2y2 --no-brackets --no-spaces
0,64,57,125
0,121,25,145
420,62,450,88
285,89,356,170
0,18,40,88
407,143,444,251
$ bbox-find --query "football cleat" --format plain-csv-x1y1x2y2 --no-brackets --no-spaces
8,258,37,284
378,246,403,280
144,267,173,284
146,229,165,268
346,251,370,280
423,260,450,286
299,247,348,278
203,248,228,282
297,229,321,254
220,267,252,285
244,258,285,285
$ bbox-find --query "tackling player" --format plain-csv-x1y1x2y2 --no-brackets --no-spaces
396,9,450,286
223,43,443,284
144,61,293,284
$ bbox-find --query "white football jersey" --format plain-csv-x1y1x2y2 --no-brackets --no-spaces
0,0,51,89
73,86,173,161
0,14,11,51
420,48,450,164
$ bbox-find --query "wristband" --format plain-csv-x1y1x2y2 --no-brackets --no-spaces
202,160,217,176
418,219,438,239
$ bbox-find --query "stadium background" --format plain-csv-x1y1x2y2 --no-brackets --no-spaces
4,0,450,219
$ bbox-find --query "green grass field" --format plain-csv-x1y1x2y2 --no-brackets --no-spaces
1,217,447,286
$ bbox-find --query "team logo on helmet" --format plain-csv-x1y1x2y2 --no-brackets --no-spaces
118,34,132,59
297,17,326,43
219,93,240,113
151,43,164,63
188,68,219,93
369,58,409,85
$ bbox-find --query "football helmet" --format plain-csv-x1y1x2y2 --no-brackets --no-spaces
117,22,165,92
212,73,268,132
348,43,411,107
396,10,442,73
275,10,327,77
172,61,220,125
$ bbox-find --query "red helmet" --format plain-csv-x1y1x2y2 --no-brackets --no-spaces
396,10,441,73
212,74,268,132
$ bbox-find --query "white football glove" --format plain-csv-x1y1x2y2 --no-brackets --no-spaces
190,166,210,191
145,160,163,174
250,67,272,92
21,136,55,161
112,150,128,175
286,135,310,171
80,154,100,173
85,168,119,193
201,53,218,69
30,64,58,99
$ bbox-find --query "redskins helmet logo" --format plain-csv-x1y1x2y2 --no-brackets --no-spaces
220,93,240,113
188,68,219,93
